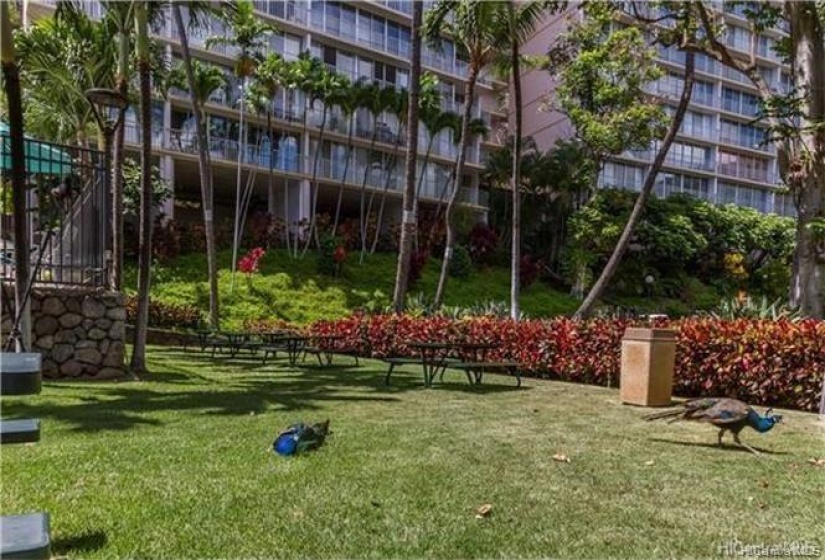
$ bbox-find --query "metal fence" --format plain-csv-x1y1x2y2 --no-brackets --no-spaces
0,132,109,288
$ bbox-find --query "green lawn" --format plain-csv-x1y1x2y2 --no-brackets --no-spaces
2,346,822,558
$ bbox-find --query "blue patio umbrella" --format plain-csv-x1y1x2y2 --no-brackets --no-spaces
0,122,73,176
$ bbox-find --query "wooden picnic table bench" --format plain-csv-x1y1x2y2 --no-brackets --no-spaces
451,361,525,387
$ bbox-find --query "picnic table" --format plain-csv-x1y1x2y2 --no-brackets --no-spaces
260,332,308,367
404,341,499,387
210,331,263,358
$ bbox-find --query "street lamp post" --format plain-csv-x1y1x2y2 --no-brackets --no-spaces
85,88,128,291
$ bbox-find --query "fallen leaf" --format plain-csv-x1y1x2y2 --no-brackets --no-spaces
759,480,770,488
475,504,493,519
644,460,655,466
807,458,825,468
552,453,570,463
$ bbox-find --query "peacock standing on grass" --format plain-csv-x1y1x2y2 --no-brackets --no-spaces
644,398,782,454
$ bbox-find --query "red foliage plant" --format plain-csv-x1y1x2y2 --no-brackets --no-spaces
307,315,825,411
238,247,266,275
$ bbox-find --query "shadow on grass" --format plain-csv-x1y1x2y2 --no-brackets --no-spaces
650,438,788,455
52,529,107,555
1,348,528,434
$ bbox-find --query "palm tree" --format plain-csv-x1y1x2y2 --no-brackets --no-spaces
371,73,441,255
498,0,552,321
207,0,277,288
248,52,286,248
423,0,505,308
2,1,31,350
130,0,153,374
302,67,348,256
283,52,323,257
370,86,406,255
331,78,366,237
431,116,489,237
359,84,397,263
167,17,227,330
392,0,425,312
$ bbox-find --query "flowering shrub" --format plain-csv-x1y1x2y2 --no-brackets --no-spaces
238,247,266,276
308,315,824,411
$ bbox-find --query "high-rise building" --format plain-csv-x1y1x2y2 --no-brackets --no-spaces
25,0,507,229
520,2,795,217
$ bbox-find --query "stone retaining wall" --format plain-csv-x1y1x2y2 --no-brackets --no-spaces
1,288,126,379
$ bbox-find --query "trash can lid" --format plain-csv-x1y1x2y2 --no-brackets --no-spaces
0,353,42,374
622,328,677,342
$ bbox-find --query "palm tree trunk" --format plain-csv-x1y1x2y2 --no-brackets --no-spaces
370,145,400,254
413,134,436,251
1,2,31,351
332,115,355,237
509,1,522,322
359,129,380,263
130,1,153,374
574,51,697,318
173,4,219,330
231,72,247,289
392,0,423,312
111,32,129,292
301,103,328,257
434,66,479,308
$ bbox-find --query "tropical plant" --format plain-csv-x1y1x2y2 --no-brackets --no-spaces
208,0,277,287
167,19,226,328
302,67,349,256
393,0,425,312
331,78,366,237
423,0,507,308
130,0,153,375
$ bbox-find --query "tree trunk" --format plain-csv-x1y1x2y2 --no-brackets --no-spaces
786,2,824,319
371,147,400,254
359,129,380,264
130,1,153,374
173,5,219,330
332,115,355,237
434,66,479,308
509,1,523,322
110,31,129,292
574,51,697,318
1,2,31,351
392,1,423,312
413,134,436,251
301,103,327,257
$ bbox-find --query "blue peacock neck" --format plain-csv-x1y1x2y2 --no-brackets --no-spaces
746,410,777,433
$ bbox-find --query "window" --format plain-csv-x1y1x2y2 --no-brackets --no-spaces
371,16,385,50
599,162,643,190
387,22,401,56
325,2,340,34
722,87,760,117
659,141,711,170
340,5,356,40
679,111,714,140
682,175,710,199
720,119,768,150
725,26,751,51
692,80,714,106
718,150,770,182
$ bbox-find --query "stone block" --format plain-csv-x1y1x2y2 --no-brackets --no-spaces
35,335,54,350
82,297,106,319
51,343,75,364
106,307,126,321
59,313,83,329
76,348,102,365
41,297,66,316
60,360,83,376
88,328,107,340
35,316,58,336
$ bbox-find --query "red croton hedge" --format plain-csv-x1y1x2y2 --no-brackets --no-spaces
305,315,824,412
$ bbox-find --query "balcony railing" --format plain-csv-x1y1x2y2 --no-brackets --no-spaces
122,124,487,208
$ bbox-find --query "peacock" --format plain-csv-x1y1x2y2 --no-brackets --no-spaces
273,419,331,456
644,398,782,454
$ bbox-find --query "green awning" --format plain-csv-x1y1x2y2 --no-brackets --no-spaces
0,122,74,176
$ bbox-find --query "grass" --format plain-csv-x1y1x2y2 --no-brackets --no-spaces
126,249,581,327
2,346,823,558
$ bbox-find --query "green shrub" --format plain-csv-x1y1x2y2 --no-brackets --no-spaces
125,296,203,330
448,245,473,279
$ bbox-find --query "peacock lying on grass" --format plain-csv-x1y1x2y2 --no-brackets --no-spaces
644,398,782,454
273,419,331,456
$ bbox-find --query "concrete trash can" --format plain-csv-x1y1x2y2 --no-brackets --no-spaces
620,328,676,406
